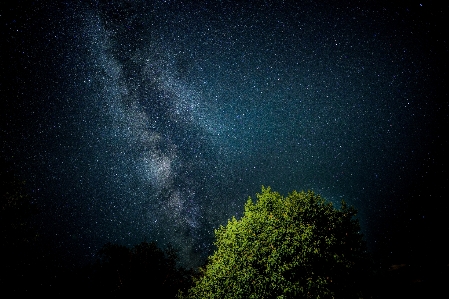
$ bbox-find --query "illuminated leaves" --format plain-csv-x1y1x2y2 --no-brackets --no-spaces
181,186,367,298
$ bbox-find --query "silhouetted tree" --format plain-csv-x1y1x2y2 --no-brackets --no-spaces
88,241,193,297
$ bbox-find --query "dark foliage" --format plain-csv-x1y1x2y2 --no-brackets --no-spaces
1,169,446,298
87,241,194,297
1,161,193,297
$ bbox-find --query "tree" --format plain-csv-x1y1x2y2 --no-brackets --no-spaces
181,186,369,299
88,241,193,297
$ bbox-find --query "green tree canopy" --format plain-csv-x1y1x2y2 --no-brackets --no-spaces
181,186,368,299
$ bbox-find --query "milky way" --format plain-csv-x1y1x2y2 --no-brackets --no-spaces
3,0,448,267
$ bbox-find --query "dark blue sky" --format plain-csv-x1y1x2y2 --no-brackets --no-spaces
2,0,448,268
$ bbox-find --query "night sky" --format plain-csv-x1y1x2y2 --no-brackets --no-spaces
2,0,448,269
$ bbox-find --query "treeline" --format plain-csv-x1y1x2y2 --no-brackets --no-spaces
0,166,195,296
2,238,195,297
1,167,447,297
85,241,194,297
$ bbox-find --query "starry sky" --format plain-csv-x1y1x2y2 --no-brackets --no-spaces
2,0,448,268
